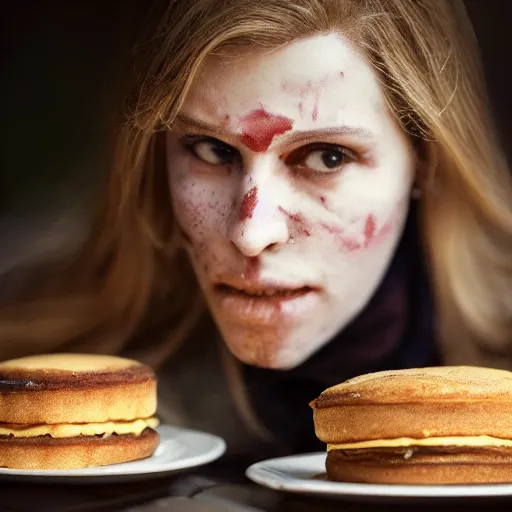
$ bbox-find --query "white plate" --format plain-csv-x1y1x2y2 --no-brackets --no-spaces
0,425,226,483
246,452,512,502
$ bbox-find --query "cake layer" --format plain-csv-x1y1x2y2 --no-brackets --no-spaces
0,354,157,423
0,428,160,470
0,417,159,438
326,445,512,484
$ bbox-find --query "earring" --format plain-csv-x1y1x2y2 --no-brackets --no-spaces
411,186,422,200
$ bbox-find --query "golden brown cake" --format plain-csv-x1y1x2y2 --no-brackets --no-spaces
310,366,512,484
0,353,160,469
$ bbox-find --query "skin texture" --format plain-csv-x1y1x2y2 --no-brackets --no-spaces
166,33,416,369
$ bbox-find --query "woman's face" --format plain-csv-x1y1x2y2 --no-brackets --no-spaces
167,33,415,369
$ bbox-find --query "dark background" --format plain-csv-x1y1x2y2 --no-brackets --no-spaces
1,1,511,227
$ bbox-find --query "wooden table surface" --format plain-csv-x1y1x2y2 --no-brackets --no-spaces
2,471,511,512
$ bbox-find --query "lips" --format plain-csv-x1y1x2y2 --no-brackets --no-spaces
215,284,313,298
211,278,321,326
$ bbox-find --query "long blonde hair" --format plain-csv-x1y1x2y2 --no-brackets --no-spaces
1,0,512,368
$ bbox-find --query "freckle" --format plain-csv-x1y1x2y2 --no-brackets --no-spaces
319,196,327,206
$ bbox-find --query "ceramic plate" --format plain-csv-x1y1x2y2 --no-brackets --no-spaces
246,452,512,502
0,425,226,483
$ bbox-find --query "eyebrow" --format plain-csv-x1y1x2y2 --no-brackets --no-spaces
175,113,375,141
176,114,223,132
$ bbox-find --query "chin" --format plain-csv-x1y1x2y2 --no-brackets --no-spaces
224,340,308,370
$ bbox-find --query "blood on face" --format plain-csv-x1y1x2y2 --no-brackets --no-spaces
238,108,293,152
321,213,392,253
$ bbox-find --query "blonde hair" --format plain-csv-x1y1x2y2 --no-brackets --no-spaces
1,0,512,368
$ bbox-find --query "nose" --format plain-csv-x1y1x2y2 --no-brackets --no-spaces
229,182,290,258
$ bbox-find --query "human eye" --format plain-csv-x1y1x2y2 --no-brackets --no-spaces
285,143,357,175
182,136,239,166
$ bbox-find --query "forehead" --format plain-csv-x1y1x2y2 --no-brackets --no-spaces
182,33,387,129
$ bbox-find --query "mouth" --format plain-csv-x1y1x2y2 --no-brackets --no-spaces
215,284,314,298
211,280,321,325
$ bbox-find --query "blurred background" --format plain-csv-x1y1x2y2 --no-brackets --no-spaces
1,0,512,277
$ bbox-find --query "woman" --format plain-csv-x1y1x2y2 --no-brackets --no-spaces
1,0,512,461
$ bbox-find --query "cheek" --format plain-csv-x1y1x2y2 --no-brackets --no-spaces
169,174,233,249
310,160,412,253
320,213,393,253
321,195,408,254
285,190,407,255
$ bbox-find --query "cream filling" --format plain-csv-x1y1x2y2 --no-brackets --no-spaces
327,435,512,451
0,353,139,371
0,417,159,438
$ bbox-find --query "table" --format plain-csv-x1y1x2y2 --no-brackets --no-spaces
2,470,511,512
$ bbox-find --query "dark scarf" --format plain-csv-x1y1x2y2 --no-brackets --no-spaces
242,201,439,454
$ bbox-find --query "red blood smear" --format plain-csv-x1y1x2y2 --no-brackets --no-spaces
281,78,326,122
278,206,302,223
322,213,393,253
312,102,319,121
363,214,377,247
245,257,259,280
342,239,361,252
320,222,360,253
239,186,258,221
239,109,293,152
279,206,311,237
378,221,392,239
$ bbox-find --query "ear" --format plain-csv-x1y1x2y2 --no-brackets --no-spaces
413,139,438,198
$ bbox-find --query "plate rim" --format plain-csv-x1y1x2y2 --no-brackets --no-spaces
246,451,512,499
0,424,227,479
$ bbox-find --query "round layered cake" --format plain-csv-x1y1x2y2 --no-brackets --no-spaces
310,366,512,484
0,353,159,469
